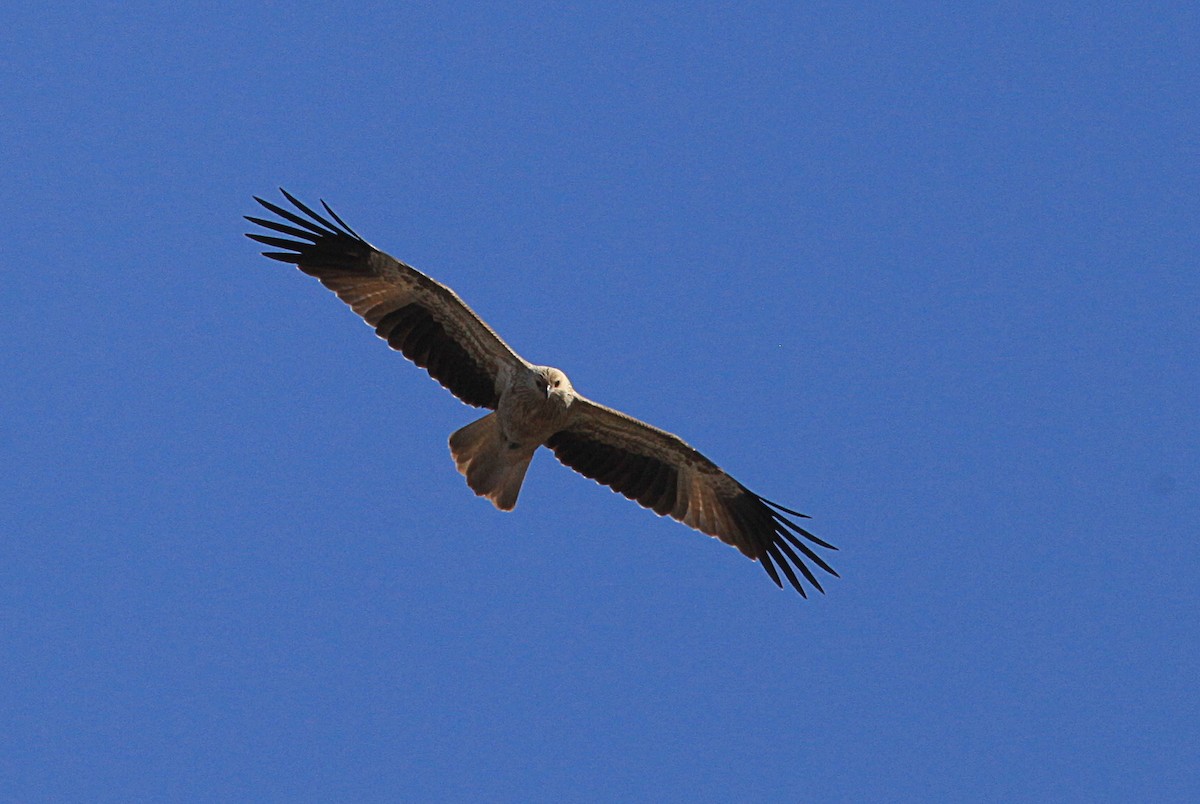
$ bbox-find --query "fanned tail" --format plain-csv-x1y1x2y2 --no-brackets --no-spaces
448,414,533,511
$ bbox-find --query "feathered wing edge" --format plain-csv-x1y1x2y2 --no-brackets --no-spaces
245,188,373,266
546,401,839,597
245,189,521,410
742,491,839,597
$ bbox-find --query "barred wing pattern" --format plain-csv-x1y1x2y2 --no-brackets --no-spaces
549,399,838,596
245,190,527,409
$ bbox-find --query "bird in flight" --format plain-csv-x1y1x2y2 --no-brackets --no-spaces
245,190,838,596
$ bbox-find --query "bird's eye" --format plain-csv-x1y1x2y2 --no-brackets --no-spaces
553,380,560,388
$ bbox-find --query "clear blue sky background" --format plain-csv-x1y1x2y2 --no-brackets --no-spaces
3,2,1197,800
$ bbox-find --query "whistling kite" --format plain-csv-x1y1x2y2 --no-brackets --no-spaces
246,190,838,595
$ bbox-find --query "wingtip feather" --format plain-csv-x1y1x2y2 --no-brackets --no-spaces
759,550,784,589
766,542,808,596
321,198,365,240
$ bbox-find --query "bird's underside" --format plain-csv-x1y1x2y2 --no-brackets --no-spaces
246,189,838,596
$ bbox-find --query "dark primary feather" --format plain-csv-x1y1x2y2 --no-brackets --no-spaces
244,190,503,409
245,192,376,273
545,428,838,596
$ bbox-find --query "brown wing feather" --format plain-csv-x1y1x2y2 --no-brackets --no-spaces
245,189,527,409
545,398,838,596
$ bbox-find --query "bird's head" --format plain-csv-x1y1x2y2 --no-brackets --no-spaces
533,366,574,404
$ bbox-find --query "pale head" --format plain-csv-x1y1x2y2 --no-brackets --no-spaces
532,366,574,401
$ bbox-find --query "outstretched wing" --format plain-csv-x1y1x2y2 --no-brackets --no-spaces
546,398,838,596
245,189,528,409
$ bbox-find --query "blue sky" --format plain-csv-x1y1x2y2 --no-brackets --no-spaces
3,2,1197,800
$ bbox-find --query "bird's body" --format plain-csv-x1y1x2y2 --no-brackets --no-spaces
496,366,576,453
450,366,575,511
246,190,838,596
